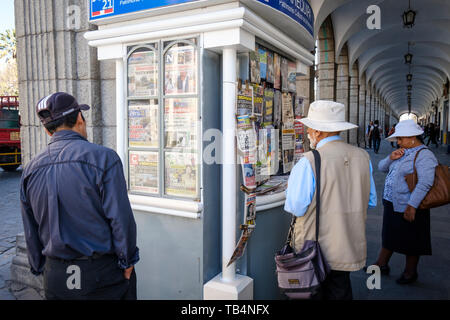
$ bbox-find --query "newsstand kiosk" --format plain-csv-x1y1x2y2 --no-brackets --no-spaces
85,0,315,299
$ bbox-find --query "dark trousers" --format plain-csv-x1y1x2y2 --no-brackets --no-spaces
373,138,381,153
43,254,137,300
313,270,353,300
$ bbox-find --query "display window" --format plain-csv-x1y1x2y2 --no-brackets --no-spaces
126,38,200,199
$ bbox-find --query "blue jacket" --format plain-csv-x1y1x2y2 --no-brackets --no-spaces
20,130,139,275
378,146,438,212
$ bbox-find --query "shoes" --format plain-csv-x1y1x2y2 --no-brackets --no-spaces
396,272,418,285
363,264,390,275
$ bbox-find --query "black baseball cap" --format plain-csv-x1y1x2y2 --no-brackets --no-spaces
36,92,90,125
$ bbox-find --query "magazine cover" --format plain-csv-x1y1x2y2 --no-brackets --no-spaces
237,88,253,116
252,85,264,116
273,53,281,89
128,100,159,148
165,44,197,95
273,90,282,128
249,50,260,84
129,151,159,194
259,46,267,80
288,60,297,93
281,57,289,92
164,98,198,149
263,88,274,126
164,152,198,198
128,50,158,97
266,51,274,84
281,93,294,125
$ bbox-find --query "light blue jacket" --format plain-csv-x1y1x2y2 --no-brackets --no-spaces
378,146,438,212
284,135,377,217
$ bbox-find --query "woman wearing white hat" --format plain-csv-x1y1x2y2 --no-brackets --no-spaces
372,119,438,284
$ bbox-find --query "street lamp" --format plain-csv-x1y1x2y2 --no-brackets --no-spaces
403,0,416,28
404,53,413,64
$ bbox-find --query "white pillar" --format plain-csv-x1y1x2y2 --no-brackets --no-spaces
222,47,237,282
203,46,253,300
115,59,125,166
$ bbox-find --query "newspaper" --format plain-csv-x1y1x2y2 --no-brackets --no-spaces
164,152,198,198
128,50,158,97
164,44,196,95
263,88,274,127
129,151,159,194
164,98,198,149
252,85,264,116
237,88,253,116
128,100,159,148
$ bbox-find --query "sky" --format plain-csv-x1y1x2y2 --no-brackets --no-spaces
0,0,15,33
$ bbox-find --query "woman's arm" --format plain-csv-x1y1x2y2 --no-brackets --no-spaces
407,149,439,209
378,155,393,173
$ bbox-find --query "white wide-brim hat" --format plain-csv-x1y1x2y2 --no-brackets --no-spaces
386,119,424,142
298,100,358,132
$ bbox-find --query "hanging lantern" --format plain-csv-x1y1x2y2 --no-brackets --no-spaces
407,74,413,82
407,84,412,91
404,53,413,64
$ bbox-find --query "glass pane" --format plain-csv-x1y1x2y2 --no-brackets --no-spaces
164,98,198,149
128,48,158,97
129,151,159,194
164,152,198,198
128,100,159,148
164,43,197,95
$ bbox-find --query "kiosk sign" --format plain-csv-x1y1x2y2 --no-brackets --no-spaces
255,0,314,36
90,0,200,21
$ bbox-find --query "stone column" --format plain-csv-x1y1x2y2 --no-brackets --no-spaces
349,62,358,145
336,45,349,142
316,17,335,101
359,74,366,147
15,0,113,165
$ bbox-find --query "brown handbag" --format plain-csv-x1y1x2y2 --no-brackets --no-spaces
405,147,450,209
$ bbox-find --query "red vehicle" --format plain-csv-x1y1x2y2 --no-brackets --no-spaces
0,96,21,171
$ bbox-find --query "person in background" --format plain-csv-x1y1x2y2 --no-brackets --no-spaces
20,92,139,300
425,123,438,148
371,120,438,284
388,124,396,148
370,120,382,154
366,121,374,149
285,100,377,300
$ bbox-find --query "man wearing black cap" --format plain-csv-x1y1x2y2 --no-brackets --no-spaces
20,92,139,300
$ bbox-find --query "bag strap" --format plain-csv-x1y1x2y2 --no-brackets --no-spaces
411,147,428,185
285,150,321,245
312,150,321,243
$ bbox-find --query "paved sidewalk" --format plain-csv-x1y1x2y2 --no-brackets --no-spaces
351,140,450,299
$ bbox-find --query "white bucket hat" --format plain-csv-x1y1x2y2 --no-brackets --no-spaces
386,119,424,142
298,100,358,132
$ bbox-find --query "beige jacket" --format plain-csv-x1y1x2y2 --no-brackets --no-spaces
290,140,371,271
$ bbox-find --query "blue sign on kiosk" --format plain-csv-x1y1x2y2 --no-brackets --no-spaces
89,0,200,20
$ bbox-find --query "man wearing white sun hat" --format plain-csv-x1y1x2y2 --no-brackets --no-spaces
284,100,377,300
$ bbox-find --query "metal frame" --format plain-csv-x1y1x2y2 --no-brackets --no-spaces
124,37,201,200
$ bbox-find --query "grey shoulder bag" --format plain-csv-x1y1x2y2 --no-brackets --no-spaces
275,149,331,299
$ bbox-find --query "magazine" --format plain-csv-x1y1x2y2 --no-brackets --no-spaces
266,51,274,84
273,53,281,89
288,60,297,93
263,88,274,126
259,46,267,80
281,57,289,92
273,90,282,128
249,50,260,84
252,85,264,116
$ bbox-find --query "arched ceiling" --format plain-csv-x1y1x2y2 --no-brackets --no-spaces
311,0,450,117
